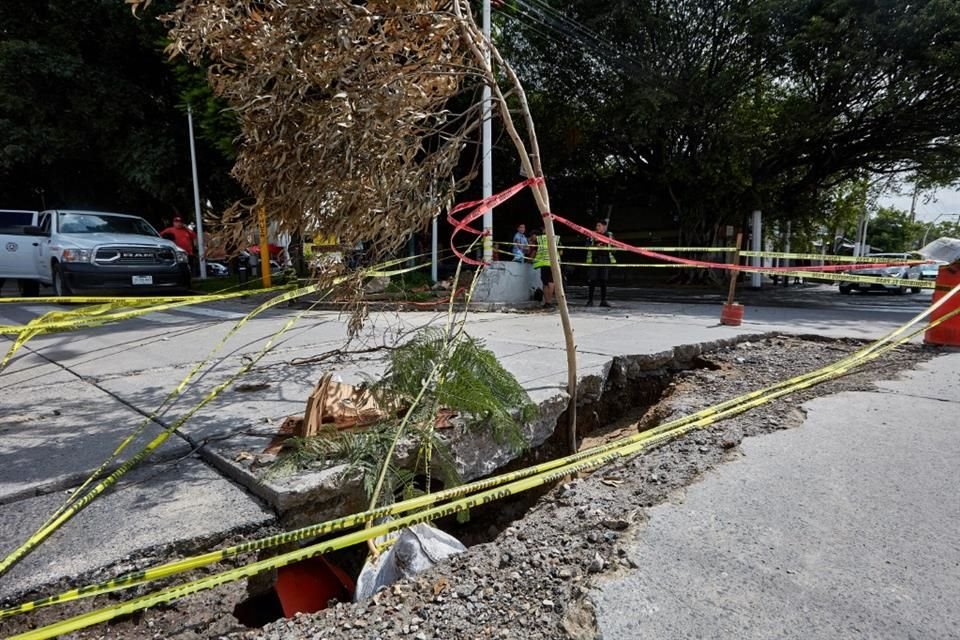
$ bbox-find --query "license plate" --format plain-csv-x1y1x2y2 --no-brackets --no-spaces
132,275,153,285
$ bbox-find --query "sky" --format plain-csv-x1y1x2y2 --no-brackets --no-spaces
878,186,960,224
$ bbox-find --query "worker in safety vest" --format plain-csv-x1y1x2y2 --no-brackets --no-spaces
585,220,615,307
531,229,556,307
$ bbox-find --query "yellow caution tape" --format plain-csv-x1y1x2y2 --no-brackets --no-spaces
0,274,279,305
0,286,294,370
0,294,205,305
0,260,428,580
562,261,692,268
0,287,290,335
737,267,933,290
7,282,958,631
0,250,440,365
556,245,735,252
741,250,929,264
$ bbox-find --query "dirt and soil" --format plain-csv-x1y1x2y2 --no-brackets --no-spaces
3,335,938,640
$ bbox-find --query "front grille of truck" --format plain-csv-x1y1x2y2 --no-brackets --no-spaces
95,246,175,265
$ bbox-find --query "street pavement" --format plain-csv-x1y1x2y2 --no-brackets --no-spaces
594,352,960,640
0,281,954,619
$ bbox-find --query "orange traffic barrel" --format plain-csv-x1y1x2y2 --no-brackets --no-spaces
720,302,744,326
925,263,960,346
275,556,355,618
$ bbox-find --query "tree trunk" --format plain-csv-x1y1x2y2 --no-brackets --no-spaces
455,2,579,453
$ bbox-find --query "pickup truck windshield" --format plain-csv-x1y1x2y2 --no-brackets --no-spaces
59,212,159,237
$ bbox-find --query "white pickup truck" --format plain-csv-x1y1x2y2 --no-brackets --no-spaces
0,209,191,297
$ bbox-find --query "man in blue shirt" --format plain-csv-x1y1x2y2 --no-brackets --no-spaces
512,223,529,262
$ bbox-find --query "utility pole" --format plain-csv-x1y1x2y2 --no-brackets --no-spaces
187,104,208,279
431,215,439,283
750,210,762,288
481,0,493,263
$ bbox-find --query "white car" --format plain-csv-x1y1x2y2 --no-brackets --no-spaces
206,261,230,277
839,252,923,295
0,209,40,294
14,210,191,296
920,260,947,280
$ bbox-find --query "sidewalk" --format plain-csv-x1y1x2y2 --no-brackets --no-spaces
0,299,937,602
594,352,960,640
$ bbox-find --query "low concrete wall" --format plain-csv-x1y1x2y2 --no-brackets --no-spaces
472,261,541,303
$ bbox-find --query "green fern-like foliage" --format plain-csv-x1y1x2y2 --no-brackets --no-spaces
269,327,537,507
378,327,536,450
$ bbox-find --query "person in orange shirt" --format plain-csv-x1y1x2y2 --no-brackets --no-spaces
160,216,198,274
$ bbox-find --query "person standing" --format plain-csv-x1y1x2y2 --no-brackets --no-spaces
531,228,556,307
512,223,529,262
585,219,615,307
160,215,198,274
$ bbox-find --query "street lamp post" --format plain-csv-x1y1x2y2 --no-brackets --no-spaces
481,0,493,263
187,104,208,279
921,213,960,247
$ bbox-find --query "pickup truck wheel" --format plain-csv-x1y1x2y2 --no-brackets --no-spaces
52,263,72,299
911,287,921,294
839,284,853,295
17,280,39,297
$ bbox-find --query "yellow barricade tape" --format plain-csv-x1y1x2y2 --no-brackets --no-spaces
737,267,933,290
0,261,429,580
562,261,692,268
558,245,735,252
6,282,958,630
1,294,206,305
0,287,290,335
0,286,294,370
492,241,735,253
741,250,929,264
499,242,934,265
0,274,280,305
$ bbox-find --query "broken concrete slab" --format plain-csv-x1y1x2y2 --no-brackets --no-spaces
179,332,764,530
0,456,274,603
80,303,781,528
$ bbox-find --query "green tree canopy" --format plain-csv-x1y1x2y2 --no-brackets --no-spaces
0,0,238,221
499,0,960,242
867,207,926,253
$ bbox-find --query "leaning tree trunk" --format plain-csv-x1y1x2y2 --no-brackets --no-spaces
455,2,579,453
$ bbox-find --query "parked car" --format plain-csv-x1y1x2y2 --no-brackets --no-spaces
206,261,230,277
0,209,40,295
920,260,947,280
838,252,923,295
11,210,191,296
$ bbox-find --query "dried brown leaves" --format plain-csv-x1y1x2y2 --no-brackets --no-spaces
160,0,484,262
